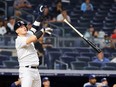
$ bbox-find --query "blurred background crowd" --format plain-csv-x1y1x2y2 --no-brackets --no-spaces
1,0,116,70
1,0,116,87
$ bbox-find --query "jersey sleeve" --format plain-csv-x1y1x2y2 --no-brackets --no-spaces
27,30,34,35
15,37,29,49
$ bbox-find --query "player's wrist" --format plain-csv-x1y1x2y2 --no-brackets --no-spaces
30,21,41,33
40,28,45,33
30,27,36,33
34,31,43,39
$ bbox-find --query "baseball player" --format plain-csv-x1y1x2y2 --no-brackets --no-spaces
14,11,52,87
83,74,101,87
11,78,21,87
42,77,50,87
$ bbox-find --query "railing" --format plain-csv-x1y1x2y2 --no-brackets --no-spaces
0,35,112,49
48,22,65,37
16,9,35,23
1,69,116,76
0,1,7,16
14,16,29,23
0,35,83,49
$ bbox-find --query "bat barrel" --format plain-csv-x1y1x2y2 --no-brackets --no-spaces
83,37,102,53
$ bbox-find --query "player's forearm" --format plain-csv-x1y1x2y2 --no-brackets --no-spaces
26,35,37,44
29,21,41,33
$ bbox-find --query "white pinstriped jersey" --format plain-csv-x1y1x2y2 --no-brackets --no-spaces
15,31,39,67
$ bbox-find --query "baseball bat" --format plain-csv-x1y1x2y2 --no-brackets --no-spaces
64,19,102,53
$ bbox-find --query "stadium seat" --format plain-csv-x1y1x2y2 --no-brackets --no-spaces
0,51,12,56
84,66,100,70
64,52,80,58
46,48,61,52
50,22,63,27
3,60,19,68
104,22,115,28
48,51,62,69
76,47,91,53
60,48,74,53
54,60,68,70
101,66,115,70
105,63,116,69
88,62,103,68
52,29,62,37
71,18,78,23
77,56,91,62
60,56,76,69
80,52,96,58
0,37,4,46
7,6,14,17
103,48,116,53
10,56,18,61
104,52,111,58
71,61,88,70
0,55,10,65
111,53,116,58
38,65,47,69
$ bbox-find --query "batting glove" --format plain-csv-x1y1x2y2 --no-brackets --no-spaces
40,27,53,35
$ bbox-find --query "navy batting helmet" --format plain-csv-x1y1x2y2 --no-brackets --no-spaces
14,21,27,31
42,77,49,82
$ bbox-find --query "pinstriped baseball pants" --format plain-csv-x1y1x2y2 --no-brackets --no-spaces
19,67,41,87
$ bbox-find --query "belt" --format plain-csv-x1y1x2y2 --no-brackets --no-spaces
25,65,38,69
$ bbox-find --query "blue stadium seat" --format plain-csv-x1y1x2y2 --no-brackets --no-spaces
104,52,111,58
84,66,100,70
77,56,91,62
60,48,74,53
46,48,61,52
80,52,96,58
54,60,68,70
76,47,91,53
10,56,18,61
0,36,4,46
38,65,47,69
111,53,116,58
101,66,115,70
105,62,116,69
3,60,19,68
64,52,80,58
71,61,88,70
47,51,62,69
103,48,116,53
60,56,76,69
0,51,12,56
88,62,103,68
0,55,10,65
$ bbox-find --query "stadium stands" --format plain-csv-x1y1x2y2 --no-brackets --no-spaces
3,60,18,68
70,61,88,70
0,0,116,70
84,66,100,70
